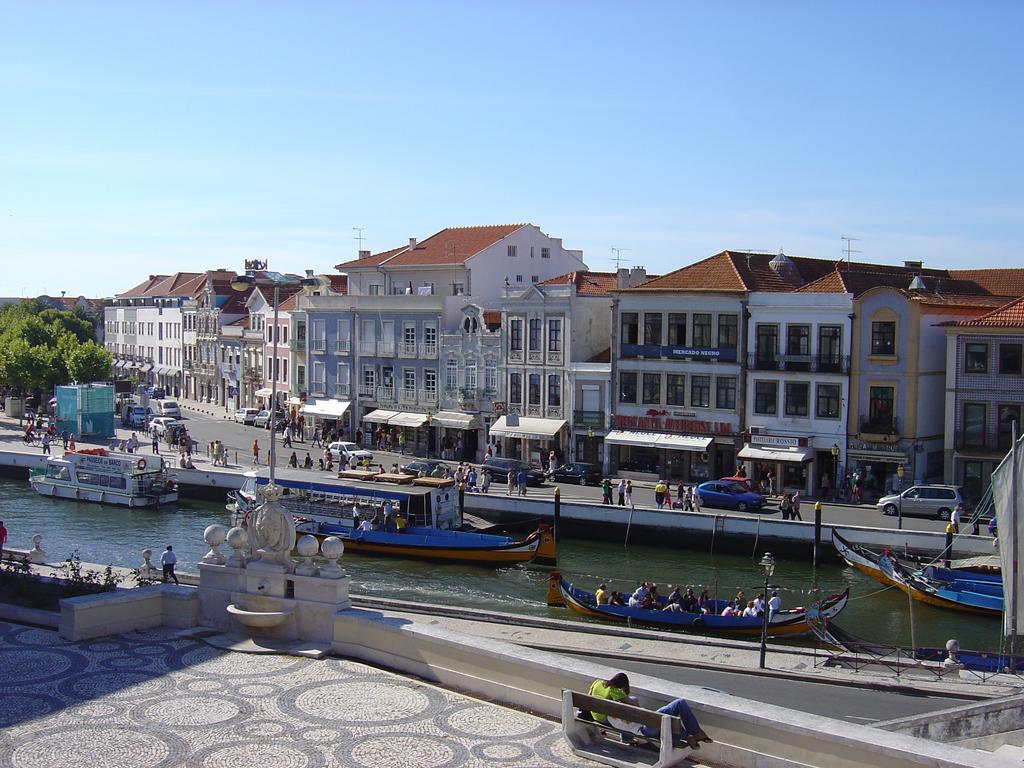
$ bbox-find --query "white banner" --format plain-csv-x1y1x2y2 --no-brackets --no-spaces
990,432,1024,637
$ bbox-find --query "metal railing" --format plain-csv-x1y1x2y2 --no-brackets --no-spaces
309,381,327,396
399,342,417,358
357,384,376,398
310,338,326,353
420,389,438,404
376,386,395,402
574,410,604,427
420,342,438,358
358,341,377,355
335,340,351,354
860,418,899,436
378,341,396,356
749,353,850,373
333,382,350,397
291,339,306,352
399,388,418,403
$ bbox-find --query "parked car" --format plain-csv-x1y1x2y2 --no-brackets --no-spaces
122,404,151,428
877,485,966,521
400,460,451,477
234,408,260,425
327,441,374,464
150,417,182,436
154,400,181,418
696,481,768,513
549,462,602,486
718,475,756,492
481,458,547,486
253,409,287,430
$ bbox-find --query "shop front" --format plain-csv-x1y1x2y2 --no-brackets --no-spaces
301,397,351,442
361,409,429,455
605,430,713,481
737,436,814,495
488,415,567,467
847,446,909,501
431,411,480,461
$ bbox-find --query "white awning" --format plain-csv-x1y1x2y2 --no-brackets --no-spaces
362,409,399,424
140,363,154,372
605,430,712,452
390,412,429,428
489,415,567,440
738,445,814,463
114,360,126,369
430,411,478,429
300,398,351,418
254,388,274,398
285,397,303,406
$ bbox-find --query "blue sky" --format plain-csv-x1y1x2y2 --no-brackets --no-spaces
2,1,1022,296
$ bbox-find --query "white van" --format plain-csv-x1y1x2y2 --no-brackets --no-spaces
155,400,181,418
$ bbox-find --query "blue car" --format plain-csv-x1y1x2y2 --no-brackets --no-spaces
696,481,769,513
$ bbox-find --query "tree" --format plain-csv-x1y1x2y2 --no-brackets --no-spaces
0,338,57,393
66,342,113,383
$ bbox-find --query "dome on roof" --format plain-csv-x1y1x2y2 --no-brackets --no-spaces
768,250,802,285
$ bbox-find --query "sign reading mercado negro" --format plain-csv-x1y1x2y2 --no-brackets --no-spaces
620,344,738,361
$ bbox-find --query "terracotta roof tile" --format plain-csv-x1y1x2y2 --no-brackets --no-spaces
538,270,618,296
950,269,1024,297
483,310,501,326
117,275,171,298
626,251,836,293
942,296,1024,327
334,225,525,270
587,348,611,363
327,275,348,294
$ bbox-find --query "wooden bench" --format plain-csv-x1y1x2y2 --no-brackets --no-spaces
562,690,692,768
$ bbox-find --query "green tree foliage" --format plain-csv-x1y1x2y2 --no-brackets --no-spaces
0,302,109,394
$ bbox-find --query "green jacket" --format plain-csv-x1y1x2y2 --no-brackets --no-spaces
588,679,627,722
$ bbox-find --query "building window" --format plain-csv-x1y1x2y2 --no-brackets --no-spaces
690,375,710,408
548,375,561,406
965,342,989,373
541,247,550,259
718,315,738,349
403,369,416,391
716,377,736,410
452,282,465,296
619,371,638,403
531,275,539,283
620,312,639,344
818,326,842,369
692,313,712,347
754,381,777,415
548,319,562,352
998,404,1020,450
484,364,497,392
784,382,809,416
528,374,541,405
787,325,811,356
668,313,687,346
868,386,895,428
509,373,522,403
643,313,662,346
508,245,517,258
963,402,987,448
446,359,459,390
528,318,542,351
424,369,437,393
464,361,477,390
510,319,523,351
816,383,841,418
516,274,523,283
871,321,896,355
756,324,778,365
403,324,416,346
362,367,376,389
1000,343,1022,375
642,373,661,404
666,374,686,405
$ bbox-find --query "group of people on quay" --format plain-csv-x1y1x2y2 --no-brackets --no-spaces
599,477,703,512
594,581,782,617
22,414,77,454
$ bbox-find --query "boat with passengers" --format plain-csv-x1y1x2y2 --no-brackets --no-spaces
29,448,178,508
229,467,557,566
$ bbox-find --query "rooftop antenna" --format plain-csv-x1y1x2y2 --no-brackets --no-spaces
840,236,861,273
611,246,632,270
353,227,366,255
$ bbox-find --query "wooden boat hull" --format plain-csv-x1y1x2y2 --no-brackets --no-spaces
297,522,556,566
832,530,1002,616
551,574,848,637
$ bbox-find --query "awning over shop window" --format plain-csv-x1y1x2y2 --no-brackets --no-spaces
140,363,154,372
430,411,478,429
254,388,274,398
846,450,907,464
300,399,351,418
605,430,712,452
362,409,399,424
489,415,567,440
390,412,429,428
737,445,814,463
114,360,126,369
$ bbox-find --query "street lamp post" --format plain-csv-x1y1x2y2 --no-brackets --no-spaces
758,552,776,670
830,444,840,502
896,464,905,530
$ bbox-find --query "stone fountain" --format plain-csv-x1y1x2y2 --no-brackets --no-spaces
197,485,351,645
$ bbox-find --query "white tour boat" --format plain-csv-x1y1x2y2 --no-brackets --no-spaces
29,448,178,508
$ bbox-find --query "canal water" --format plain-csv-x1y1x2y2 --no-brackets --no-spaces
0,479,1004,652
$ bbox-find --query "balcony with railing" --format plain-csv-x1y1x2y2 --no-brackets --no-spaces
956,434,1011,454
545,405,563,419
860,417,900,441
378,341,396,357
290,338,306,352
333,382,351,397
376,386,395,403
358,384,376,398
747,353,850,373
574,410,604,428
420,342,438,358
358,341,377,355
335,339,351,354
399,341,418,358
310,338,326,354
420,389,438,404
399,388,418,404
309,380,327,396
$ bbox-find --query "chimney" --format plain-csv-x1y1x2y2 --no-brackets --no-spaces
358,250,372,260
305,269,314,278
409,237,418,250
627,267,648,288
904,260,923,271
551,237,562,250
616,268,630,289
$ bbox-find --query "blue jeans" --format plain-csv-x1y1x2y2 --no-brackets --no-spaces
640,698,700,739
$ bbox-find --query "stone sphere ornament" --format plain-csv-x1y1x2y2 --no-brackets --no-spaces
202,524,227,564
294,534,320,577
225,526,249,568
318,536,345,579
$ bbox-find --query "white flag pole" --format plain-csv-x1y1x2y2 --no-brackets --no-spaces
1012,421,1019,672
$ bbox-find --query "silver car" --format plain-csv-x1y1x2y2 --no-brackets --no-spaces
877,485,965,521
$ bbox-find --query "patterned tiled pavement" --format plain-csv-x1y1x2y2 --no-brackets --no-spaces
0,620,594,768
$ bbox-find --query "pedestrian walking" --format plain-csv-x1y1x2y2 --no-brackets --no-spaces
791,490,803,521
398,431,406,455
481,469,491,493
69,434,76,451
601,478,612,505
252,439,260,465
624,479,633,507
654,480,667,509
151,426,160,454
283,424,292,448
61,429,69,450
780,493,792,520
617,478,626,506
161,545,179,585
692,485,701,513
507,468,515,496
311,429,322,448
130,432,140,454
951,501,963,534
820,472,831,502
41,431,51,455
516,469,527,496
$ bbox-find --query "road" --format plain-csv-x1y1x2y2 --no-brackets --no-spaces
169,405,958,535
559,653,972,724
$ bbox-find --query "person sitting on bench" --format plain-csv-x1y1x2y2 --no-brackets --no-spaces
589,673,712,750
